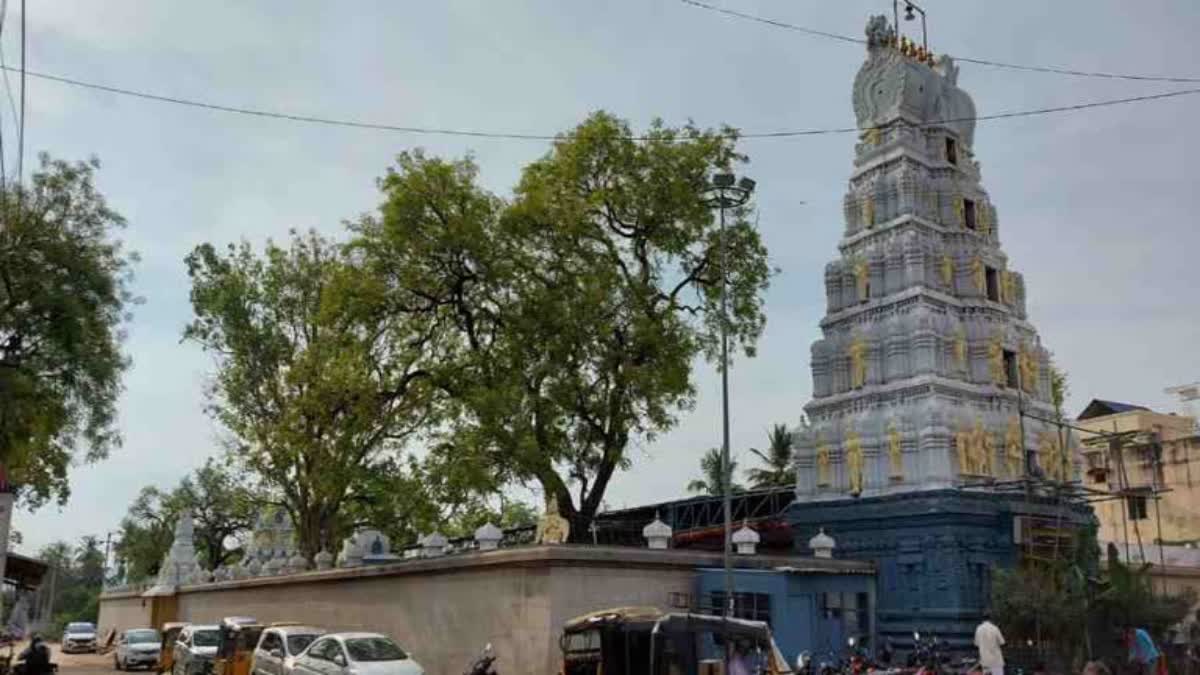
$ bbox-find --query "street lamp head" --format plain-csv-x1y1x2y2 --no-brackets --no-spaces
737,176,756,194
904,3,916,20
712,173,736,188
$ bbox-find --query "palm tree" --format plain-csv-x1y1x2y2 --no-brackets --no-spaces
745,424,795,489
687,448,743,496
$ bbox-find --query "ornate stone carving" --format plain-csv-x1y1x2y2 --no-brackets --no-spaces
816,436,832,487
887,420,904,479
853,258,870,300
845,427,865,495
954,196,965,229
955,423,972,475
1000,270,1017,305
1004,417,1023,478
1018,342,1039,393
941,253,955,289
954,327,968,368
848,334,868,388
970,256,986,295
987,332,1005,386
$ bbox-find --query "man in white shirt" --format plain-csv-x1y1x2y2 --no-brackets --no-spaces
974,611,1006,675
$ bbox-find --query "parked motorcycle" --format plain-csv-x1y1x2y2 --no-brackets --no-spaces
463,643,497,675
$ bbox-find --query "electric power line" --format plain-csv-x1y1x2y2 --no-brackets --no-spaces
5,64,1199,142
679,0,1200,85
17,0,24,183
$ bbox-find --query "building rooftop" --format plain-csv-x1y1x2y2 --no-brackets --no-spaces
1077,399,1151,420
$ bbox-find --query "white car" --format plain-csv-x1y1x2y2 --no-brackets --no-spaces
293,633,423,675
252,625,326,675
172,624,221,675
115,628,162,670
61,622,98,653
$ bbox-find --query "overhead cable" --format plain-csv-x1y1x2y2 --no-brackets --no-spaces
679,0,1200,85
5,64,1199,142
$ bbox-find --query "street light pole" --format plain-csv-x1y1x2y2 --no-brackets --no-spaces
700,173,755,621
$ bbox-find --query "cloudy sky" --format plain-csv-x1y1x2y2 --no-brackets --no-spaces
12,1,1200,555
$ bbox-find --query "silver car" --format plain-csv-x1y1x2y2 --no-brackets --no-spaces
252,625,326,675
115,628,162,670
172,624,220,675
61,621,97,653
292,633,423,675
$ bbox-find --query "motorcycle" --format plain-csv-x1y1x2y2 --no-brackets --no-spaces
462,643,497,675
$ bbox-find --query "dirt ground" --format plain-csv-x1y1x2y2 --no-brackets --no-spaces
36,644,114,675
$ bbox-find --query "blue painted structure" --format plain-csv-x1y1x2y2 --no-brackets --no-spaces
695,567,876,665
787,489,1093,650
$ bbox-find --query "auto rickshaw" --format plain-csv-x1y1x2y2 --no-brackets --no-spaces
211,617,263,675
157,623,189,674
559,606,794,675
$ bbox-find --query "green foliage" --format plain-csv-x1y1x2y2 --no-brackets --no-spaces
38,538,104,636
1096,542,1196,637
0,155,137,507
745,424,795,489
115,459,260,580
687,447,742,496
184,230,433,559
349,112,770,540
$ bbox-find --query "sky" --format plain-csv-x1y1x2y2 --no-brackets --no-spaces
11,1,1200,555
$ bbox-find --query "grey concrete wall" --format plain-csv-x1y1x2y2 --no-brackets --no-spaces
97,591,153,639
100,546,871,675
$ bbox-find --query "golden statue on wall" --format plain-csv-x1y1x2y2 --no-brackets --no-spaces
955,423,972,476
863,196,876,227
1038,432,1068,483
887,420,904,479
988,332,1006,386
971,255,987,295
1000,270,1017,305
977,202,992,236
845,428,865,495
954,196,966,228
816,437,832,487
865,127,882,146
853,258,870,301
954,327,968,369
1018,343,1039,394
940,253,955,289
848,334,868,389
972,418,994,477
1004,417,1023,478
536,495,570,545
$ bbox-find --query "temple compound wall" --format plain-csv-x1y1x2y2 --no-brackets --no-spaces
98,546,873,675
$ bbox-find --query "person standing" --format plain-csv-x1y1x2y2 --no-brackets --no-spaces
974,611,1006,675
1126,626,1163,675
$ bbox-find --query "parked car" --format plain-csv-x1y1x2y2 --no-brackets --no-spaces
61,622,98,654
172,624,221,675
115,628,163,671
251,625,326,675
292,633,423,675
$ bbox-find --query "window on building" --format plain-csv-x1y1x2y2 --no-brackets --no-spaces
945,137,958,165
708,591,772,626
985,267,1000,302
964,199,977,230
1003,350,1018,388
1127,495,1149,521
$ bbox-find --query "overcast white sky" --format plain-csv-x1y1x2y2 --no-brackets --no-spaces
12,1,1200,555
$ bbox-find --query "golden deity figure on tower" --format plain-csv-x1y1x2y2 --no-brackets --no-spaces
953,327,968,369
816,437,832,487
1018,343,1040,393
848,334,868,389
988,333,1006,386
971,256,986,295
887,420,904,480
854,258,870,301
1004,417,1023,478
941,253,955,289
844,428,865,495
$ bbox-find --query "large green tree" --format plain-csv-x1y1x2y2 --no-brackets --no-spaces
745,423,795,489
115,459,260,580
184,231,434,560
0,155,137,506
351,112,771,540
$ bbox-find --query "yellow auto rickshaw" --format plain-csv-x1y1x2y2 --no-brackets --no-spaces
211,617,264,675
157,623,189,674
559,606,794,675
